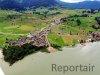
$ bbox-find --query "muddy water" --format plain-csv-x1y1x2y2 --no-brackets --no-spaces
0,42,100,75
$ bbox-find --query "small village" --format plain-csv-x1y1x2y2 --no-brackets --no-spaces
1,7,100,65
6,18,63,49
5,15,100,48
6,18,100,48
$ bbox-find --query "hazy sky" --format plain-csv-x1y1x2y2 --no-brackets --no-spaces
60,0,100,3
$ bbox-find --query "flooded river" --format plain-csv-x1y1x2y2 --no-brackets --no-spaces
0,42,100,75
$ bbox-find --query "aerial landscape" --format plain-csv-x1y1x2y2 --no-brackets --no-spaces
0,0,100,75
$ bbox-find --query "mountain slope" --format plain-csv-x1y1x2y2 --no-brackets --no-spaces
0,0,100,10
0,0,23,10
20,0,58,7
58,1,100,9
0,0,58,10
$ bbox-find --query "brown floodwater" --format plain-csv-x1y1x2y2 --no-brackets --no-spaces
0,42,100,75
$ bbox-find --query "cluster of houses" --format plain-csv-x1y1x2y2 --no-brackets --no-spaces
85,31,100,43
6,18,61,47
6,31,49,47
78,31,100,44
90,31,100,41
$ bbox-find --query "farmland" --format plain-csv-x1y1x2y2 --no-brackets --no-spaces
0,7,100,48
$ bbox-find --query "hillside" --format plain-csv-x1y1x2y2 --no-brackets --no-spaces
0,0,58,10
0,0,100,10
58,1,100,9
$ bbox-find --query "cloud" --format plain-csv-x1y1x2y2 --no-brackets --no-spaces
60,0,100,3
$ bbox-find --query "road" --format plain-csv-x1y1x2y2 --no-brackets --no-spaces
0,32,27,36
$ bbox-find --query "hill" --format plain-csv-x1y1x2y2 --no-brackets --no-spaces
0,0,58,10
0,0,100,10
57,1,100,9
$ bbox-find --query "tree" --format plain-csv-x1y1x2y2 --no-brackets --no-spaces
76,19,81,26
60,17,67,23
3,43,47,66
95,17,100,25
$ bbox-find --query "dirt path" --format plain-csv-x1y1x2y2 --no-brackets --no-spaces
0,32,27,36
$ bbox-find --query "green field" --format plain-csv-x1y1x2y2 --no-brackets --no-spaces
0,7,100,48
